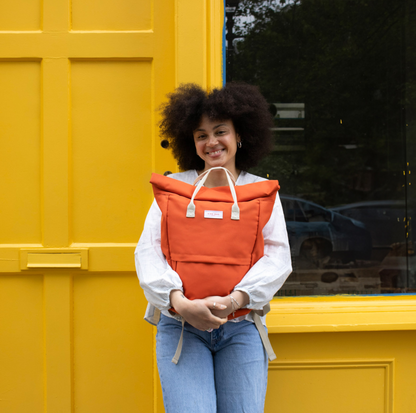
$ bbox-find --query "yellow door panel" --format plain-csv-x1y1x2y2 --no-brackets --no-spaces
71,0,152,31
0,61,41,244
73,274,153,413
0,0,40,31
0,275,44,413
268,360,388,413
70,60,153,243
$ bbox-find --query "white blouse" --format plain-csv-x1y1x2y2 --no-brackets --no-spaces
134,170,292,325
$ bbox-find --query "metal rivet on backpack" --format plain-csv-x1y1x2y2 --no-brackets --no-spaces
164,171,172,176
161,140,169,149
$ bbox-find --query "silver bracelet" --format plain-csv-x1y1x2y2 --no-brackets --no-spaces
229,294,240,316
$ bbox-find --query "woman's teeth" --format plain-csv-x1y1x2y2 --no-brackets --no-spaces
208,149,223,155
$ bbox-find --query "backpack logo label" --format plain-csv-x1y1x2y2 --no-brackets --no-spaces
204,210,223,219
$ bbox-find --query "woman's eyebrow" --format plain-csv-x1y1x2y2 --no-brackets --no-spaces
194,124,227,132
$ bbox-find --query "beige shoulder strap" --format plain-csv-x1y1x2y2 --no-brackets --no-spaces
170,305,276,364
171,318,186,365
252,312,276,361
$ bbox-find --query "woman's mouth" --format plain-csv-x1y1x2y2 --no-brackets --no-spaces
207,149,224,156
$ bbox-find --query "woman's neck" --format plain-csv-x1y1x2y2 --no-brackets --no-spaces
199,167,240,188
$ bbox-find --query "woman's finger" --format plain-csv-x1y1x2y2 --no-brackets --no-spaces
215,316,228,326
206,315,227,330
210,301,227,310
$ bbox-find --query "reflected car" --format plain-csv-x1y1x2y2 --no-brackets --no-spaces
280,195,372,263
330,200,409,248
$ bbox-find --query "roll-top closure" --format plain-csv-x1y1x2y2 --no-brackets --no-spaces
151,173,280,202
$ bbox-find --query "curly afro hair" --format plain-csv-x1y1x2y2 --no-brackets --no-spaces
159,82,274,171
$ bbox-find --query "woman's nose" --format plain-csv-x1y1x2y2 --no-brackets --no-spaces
207,135,218,146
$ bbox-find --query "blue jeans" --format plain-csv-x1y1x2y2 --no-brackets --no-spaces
156,314,268,413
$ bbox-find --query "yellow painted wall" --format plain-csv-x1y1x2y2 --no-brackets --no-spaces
1,1,415,412
266,295,416,412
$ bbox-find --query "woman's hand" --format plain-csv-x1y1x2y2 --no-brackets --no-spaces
207,291,250,318
170,290,228,331
204,296,233,318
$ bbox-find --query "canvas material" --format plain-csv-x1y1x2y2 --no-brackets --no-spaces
151,173,280,320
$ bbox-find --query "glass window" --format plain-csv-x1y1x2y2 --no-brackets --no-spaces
226,0,416,295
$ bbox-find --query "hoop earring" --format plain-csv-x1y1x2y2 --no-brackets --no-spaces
237,141,242,149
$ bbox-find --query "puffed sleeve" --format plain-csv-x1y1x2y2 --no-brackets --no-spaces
233,192,292,309
134,199,183,311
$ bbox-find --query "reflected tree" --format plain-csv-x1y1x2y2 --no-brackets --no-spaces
229,0,411,207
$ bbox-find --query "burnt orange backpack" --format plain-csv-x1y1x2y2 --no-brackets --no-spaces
151,167,279,363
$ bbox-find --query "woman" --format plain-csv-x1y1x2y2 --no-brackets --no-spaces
135,83,292,413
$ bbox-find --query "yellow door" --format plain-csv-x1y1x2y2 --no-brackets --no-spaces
0,1,223,412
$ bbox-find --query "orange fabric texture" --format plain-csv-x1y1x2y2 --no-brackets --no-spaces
151,173,280,319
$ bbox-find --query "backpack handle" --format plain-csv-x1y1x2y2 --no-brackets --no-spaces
192,168,237,186
186,167,240,220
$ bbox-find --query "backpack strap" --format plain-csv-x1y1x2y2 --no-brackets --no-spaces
171,317,186,365
252,312,276,361
171,304,276,364
252,302,271,317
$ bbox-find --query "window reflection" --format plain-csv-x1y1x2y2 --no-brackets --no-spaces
226,0,416,295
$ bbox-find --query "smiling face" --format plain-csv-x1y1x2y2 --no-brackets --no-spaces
193,115,240,174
